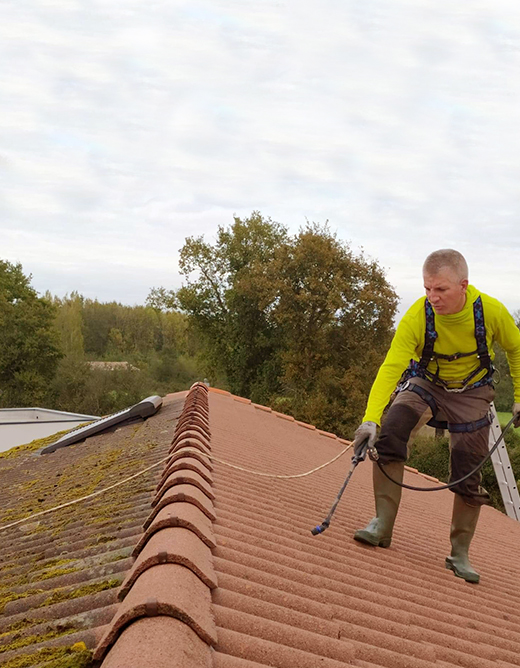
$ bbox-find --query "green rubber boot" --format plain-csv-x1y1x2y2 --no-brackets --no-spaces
445,494,481,584
354,461,404,548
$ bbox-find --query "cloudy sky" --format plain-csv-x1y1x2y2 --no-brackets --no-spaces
1,0,520,319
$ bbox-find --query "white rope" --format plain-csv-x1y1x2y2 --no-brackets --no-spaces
0,453,173,533
0,443,352,532
206,444,352,478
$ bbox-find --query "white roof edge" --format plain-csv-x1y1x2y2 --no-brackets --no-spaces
0,407,99,420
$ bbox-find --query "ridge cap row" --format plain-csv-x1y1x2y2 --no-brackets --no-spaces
94,384,217,666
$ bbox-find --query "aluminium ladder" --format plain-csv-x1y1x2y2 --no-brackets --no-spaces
489,402,520,521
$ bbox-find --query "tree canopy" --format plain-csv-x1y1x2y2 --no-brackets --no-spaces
152,212,399,434
0,260,62,407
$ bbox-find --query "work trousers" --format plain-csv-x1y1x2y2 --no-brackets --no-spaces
375,378,495,505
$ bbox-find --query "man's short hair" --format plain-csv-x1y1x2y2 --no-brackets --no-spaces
423,249,468,281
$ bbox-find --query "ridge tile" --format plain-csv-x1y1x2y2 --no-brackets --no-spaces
94,562,217,661
119,526,218,598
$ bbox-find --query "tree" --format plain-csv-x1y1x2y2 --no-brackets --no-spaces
0,260,62,407
163,214,398,435
53,292,85,358
260,223,398,432
172,212,288,397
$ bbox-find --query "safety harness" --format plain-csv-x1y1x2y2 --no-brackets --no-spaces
399,295,494,434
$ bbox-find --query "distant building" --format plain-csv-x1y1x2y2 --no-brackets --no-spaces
88,361,140,372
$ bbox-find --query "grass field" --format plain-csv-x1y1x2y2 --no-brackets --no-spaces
496,411,513,428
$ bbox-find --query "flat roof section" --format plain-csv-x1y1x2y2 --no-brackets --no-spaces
40,396,163,454
0,408,99,425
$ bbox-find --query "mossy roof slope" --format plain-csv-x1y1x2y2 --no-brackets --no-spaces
0,391,186,668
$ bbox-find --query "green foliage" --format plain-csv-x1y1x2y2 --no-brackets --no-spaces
408,429,520,513
45,294,203,415
146,286,177,311
174,211,288,398
493,345,515,412
262,223,398,433
407,435,451,482
496,411,515,428
170,212,398,434
0,261,62,407
52,293,85,358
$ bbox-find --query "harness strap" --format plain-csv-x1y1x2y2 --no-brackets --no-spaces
417,299,436,372
402,382,491,433
473,295,492,370
411,295,493,391
402,382,439,419
447,414,491,434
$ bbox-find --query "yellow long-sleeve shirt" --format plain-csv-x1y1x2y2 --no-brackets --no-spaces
363,285,520,425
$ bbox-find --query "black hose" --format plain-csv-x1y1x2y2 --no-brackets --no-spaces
376,414,517,491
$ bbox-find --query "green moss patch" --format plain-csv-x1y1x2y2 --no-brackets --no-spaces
37,566,79,583
1,642,92,668
0,627,77,654
32,558,75,572
0,618,46,639
38,579,120,608
0,589,43,614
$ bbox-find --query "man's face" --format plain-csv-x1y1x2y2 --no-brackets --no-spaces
423,267,468,315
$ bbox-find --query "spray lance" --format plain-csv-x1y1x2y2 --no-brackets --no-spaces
311,414,516,536
311,438,373,535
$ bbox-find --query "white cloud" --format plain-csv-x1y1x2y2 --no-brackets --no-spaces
0,0,519,316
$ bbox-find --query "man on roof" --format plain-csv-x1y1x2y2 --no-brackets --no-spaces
352,249,520,584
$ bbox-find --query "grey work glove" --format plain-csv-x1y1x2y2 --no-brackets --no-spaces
513,403,520,428
353,421,378,457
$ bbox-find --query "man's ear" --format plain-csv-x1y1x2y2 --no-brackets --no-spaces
461,279,469,291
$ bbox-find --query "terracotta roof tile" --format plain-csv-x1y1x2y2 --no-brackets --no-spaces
133,501,217,556
295,419,317,430
317,428,338,439
165,447,213,472
94,382,217,663
3,381,520,667
274,411,295,421
205,390,520,668
175,415,211,435
233,396,252,404
152,468,215,505
170,436,212,457
119,526,218,597
215,627,353,667
93,561,217,659
157,454,214,487
209,387,231,396
171,426,211,448
100,616,212,668
252,403,272,412
144,484,217,526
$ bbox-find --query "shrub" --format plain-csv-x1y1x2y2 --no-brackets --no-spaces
407,429,520,514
